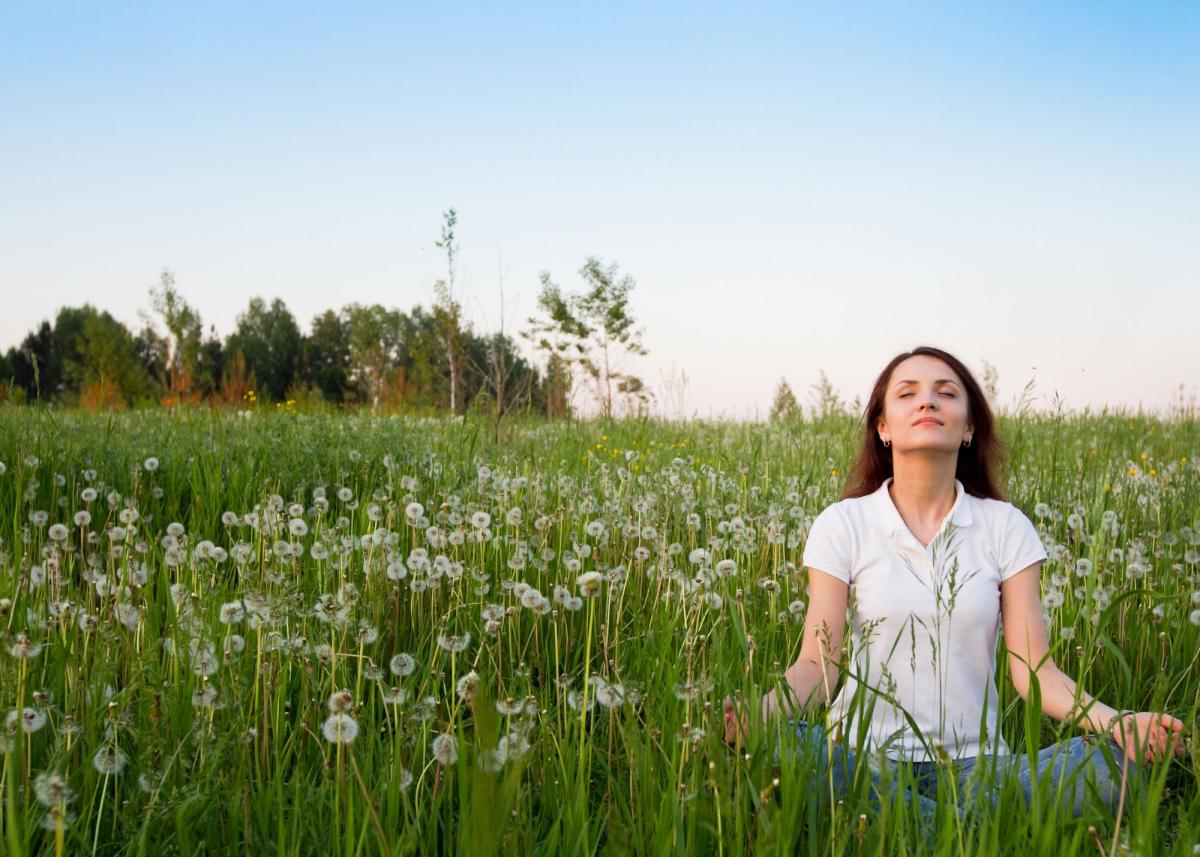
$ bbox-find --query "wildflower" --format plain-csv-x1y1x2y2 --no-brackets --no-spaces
436,633,471,654
480,742,507,772
674,682,699,702
288,518,308,538
593,680,625,708
1191,609,1200,627
431,733,458,766
471,511,491,530
566,689,595,711
337,487,354,502
381,687,408,705
715,559,737,577
576,571,604,596
33,772,73,807
390,653,417,677
192,685,219,709
405,501,424,521
143,457,159,472
192,648,219,677
1042,591,1065,610
688,548,711,566
73,510,91,527
7,708,47,733
356,622,379,645
92,746,128,775
328,690,353,713
496,698,524,716
585,520,605,538
456,670,480,704
219,601,245,624
48,523,69,542
8,633,44,659
398,767,414,789
322,713,359,744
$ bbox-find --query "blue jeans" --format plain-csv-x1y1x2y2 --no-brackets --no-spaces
786,720,1144,821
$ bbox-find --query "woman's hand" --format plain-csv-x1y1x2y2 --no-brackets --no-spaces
1109,712,1188,765
723,696,751,749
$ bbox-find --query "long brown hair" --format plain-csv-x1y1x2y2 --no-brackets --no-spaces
842,346,1007,500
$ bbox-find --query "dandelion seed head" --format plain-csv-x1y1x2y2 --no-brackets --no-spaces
322,713,359,744
431,733,458,765
92,745,128,775
33,771,73,807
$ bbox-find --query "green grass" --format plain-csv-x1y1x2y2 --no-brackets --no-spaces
0,406,1197,856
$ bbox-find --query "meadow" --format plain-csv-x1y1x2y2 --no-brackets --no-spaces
0,406,1197,856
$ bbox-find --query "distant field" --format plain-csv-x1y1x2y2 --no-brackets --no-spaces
1,407,1197,855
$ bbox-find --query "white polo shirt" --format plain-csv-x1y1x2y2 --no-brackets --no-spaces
801,476,1048,762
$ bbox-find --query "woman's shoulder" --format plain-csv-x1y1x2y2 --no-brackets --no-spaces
968,493,1030,523
810,493,875,531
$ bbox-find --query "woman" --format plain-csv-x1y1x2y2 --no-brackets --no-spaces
723,346,1186,819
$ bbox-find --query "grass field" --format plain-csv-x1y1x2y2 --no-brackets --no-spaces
0,407,1197,856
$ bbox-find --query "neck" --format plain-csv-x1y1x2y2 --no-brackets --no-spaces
888,451,959,525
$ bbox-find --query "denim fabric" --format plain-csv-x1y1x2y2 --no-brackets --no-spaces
786,720,1144,821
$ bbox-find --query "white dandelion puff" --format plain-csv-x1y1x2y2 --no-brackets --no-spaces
322,713,359,744
92,746,128,775
576,571,603,596
431,733,458,766
390,653,417,677
33,771,74,807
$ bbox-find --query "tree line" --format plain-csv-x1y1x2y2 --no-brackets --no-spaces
0,211,652,426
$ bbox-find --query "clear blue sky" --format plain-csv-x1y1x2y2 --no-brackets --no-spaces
2,2,1197,417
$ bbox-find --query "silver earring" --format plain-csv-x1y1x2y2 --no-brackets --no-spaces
882,438,890,447
962,437,972,448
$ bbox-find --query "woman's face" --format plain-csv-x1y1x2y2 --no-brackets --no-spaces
876,355,973,454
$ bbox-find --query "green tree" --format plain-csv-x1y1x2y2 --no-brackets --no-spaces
226,297,302,401
809,369,846,418
343,303,402,409
67,307,150,406
148,268,204,401
526,257,649,419
769,378,801,421
5,321,55,401
302,309,352,402
432,208,467,413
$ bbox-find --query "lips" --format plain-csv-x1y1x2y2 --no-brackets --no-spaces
912,418,943,426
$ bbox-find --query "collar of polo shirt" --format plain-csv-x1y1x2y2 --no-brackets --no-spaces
873,476,973,539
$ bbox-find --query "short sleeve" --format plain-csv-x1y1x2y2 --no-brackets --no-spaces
802,504,853,584
999,503,1048,581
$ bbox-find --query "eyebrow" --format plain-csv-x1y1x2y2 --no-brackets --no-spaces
892,378,961,389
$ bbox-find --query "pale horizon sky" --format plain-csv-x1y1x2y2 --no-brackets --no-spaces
2,3,1197,419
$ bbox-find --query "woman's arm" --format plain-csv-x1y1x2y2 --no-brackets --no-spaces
724,568,848,746
1001,563,1187,763
761,568,848,721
